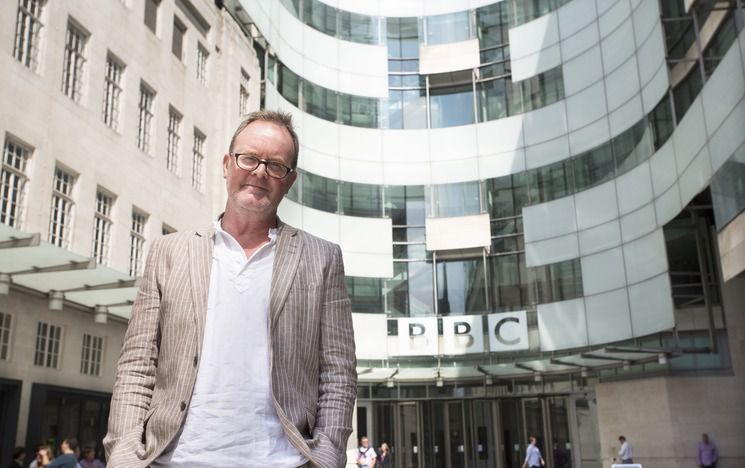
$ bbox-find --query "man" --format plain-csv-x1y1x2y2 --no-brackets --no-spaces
355,437,376,468
47,438,79,468
78,448,105,468
522,436,545,468
618,435,633,464
697,433,718,468
104,111,357,468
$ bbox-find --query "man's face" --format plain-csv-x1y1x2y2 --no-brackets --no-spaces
223,120,297,216
361,438,369,448
61,441,69,453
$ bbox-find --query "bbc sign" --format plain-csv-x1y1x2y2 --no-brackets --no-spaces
394,311,529,356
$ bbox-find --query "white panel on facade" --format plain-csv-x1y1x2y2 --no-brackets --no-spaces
673,99,708,173
623,228,668,284
277,198,304,226
632,0,660,45
431,158,480,184
678,147,713,206
569,117,612,155
578,220,622,256
353,313,388,359
581,247,627,295
575,180,619,230
525,136,571,169
476,114,525,155
340,214,392,254
558,0,597,38
339,159,384,185
567,81,608,131
525,233,580,267
523,196,577,242
383,161,432,186
654,184,684,226
301,206,340,243
641,60,669,113
338,126,383,162
605,56,640,111
601,20,636,73
299,145,340,180
478,149,526,179
561,20,600,61
708,97,745,170
649,140,678,196
628,273,675,336
425,214,491,251
487,311,530,352
343,252,393,278
523,102,568,146
301,113,340,155
636,23,666,86
383,128,430,163
609,95,644,138
442,315,485,355
702,41,745,136
563,45,604,97
419,39,480,75
508,12,560,59
598,0,631,38
430,124,479,162
337,41,389,98
584,288,633,345
616,161,654,215
537,298,588,351
511,44,562,82
620,204,657,243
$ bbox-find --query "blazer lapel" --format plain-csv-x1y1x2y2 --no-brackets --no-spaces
189,226,214,348
270,220,303,331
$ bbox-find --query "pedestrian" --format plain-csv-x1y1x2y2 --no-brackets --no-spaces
376,442,392,468
617,435,633,464
356,437,377,468
553,441,569,468
34,446,54,468
105,110,356,468
522,436,545,468
46,439,78,468
697,433,718,468
7,446,24,468
78,448,104,468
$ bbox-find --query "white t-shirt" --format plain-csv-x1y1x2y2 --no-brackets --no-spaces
357,446,377,466
153,222,306,467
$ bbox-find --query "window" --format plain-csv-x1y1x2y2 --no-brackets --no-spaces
192,129,205,191
1,136,32,228
172,18,186,60
137,82,155,154
61,20,88,103
13,0,45,71
0,312,11,360
239,69,250,116
166,107,182,174
92,190,114,265
80,334,103,376
102,54,124,130
144,0,159,34
196,43,208,84
48,167,75,248
129,210,147,276
34,322,61,368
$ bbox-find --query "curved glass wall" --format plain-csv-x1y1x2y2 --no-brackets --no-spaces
278,0,573,45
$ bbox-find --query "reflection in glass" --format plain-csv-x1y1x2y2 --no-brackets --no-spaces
278,64,300,106
573,144,614,191
386,261,435,316
301,171,338,212
477,78,509,121
387,185,426,225
346,276,384,312
387,17,420,58
430,84,476,128
437,259,487,315
424,11,472,45
388,89,427,129
477,3,508,47
303,81,338,121
430,181,481,218
340,181,382,217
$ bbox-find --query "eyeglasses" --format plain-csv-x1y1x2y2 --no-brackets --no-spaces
230,153,294,179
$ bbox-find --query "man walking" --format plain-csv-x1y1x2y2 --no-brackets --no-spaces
618,435,633,464
104,111,357,468
522,436,545,468
697,433,718,468
46,439,79,468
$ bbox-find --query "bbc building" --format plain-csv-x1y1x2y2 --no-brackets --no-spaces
1,0,745,468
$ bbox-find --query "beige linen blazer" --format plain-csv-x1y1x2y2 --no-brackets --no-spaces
104,220,357,468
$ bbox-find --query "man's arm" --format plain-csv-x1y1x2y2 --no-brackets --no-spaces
311,244,357,467
103,240,164,462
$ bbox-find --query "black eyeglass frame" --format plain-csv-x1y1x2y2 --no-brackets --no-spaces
230,153,295,179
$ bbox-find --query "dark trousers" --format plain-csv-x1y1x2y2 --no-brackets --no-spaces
621,459,633,464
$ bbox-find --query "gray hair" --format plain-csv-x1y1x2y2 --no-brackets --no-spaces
229,110,299,168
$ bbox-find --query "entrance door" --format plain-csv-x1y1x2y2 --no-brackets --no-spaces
471,400,498,468
397,402,421,468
